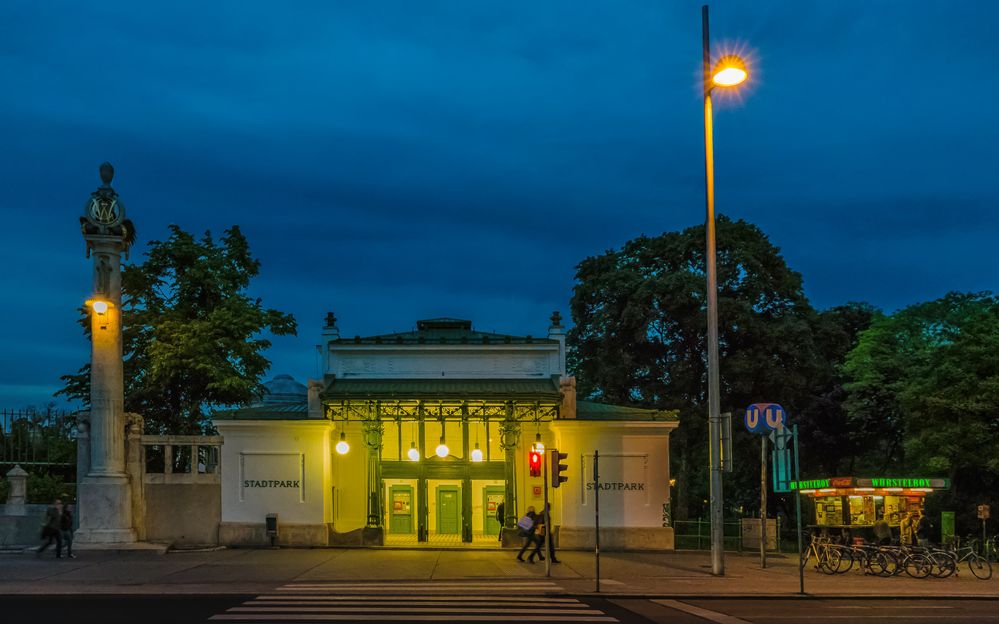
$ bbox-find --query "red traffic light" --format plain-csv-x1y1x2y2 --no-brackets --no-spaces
529,450,542,477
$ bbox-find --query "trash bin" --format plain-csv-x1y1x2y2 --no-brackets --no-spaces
266,514,279,547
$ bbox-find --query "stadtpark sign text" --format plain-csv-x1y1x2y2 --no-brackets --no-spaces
243,479,301,489
586,481,646,492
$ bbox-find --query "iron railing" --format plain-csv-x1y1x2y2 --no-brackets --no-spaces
0,408,78,468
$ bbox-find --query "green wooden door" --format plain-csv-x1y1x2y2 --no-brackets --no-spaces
389,485,414,534
483,486,504,535
437,486,460,535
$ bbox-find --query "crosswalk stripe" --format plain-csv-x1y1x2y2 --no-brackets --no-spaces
210,616,617,622
207,580,618,623
229,607,605,614
251,598,582,605
280,583,560,588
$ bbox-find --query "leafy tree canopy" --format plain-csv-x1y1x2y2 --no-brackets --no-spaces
58,225,297,434
844,291,999,519
568,216,834,518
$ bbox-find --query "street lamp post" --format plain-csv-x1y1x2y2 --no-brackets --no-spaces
701,4,749,577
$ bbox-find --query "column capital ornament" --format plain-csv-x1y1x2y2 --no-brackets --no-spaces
80,162,136,259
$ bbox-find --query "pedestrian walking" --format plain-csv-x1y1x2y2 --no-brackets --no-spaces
60,496,76,559
516,506,537,562
36,497,63,558
526,515,546,563
541,502,560,564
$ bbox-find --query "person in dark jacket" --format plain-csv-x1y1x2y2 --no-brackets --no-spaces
496,502,505,542
540,502,560,564
36,497,63,558
59,498,76,559
915,511,930,547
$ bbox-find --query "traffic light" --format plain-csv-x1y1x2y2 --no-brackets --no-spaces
528,449,542,477
550,449,568,488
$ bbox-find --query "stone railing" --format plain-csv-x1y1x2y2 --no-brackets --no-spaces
140,435,223,484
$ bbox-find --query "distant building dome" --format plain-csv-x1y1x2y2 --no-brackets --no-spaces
261,374,308,404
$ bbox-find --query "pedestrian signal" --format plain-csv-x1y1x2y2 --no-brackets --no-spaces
529,450,542,477
550,449,569,488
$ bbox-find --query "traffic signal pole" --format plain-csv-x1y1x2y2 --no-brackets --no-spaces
543,456,551,578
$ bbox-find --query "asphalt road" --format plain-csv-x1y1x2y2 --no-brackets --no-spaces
2,595,998,624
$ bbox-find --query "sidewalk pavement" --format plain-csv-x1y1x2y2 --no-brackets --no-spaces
1,548,995,598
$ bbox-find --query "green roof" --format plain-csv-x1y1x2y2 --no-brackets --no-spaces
322,377,562,401
333,318,556,346
575,400,678,422
214,402,311,421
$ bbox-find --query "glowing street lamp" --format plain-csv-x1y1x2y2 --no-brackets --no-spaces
711,55,748,88
335,431,349,455
701,5,752,578
471,442,484,463
533,432,545,453
408,441,421,462
435,437,449,458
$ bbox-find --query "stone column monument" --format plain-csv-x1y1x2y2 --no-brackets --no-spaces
75,162,138,543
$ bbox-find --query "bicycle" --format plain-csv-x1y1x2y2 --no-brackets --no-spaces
801,534,850,575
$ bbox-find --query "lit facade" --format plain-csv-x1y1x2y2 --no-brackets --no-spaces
214,314,678,549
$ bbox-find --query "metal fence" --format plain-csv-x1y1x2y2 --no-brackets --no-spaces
673,519,743,551
0,408,78,468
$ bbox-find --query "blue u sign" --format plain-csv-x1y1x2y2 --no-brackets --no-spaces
745,403,785,434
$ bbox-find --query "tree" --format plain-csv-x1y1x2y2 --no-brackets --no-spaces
843,292,999,530
58,225,297,434
568,216,826,520
795,302,879,476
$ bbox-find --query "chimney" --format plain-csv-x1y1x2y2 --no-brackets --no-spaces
547,311,566,379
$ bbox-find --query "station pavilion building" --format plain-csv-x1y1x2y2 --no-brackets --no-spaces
214,314,678,549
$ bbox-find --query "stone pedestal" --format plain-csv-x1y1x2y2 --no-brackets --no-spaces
4,465,27,516
75,475,136,543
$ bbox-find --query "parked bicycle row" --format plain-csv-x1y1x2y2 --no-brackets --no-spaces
801,535,992,580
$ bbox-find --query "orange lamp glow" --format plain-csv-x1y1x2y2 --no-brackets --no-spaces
712,55,748,87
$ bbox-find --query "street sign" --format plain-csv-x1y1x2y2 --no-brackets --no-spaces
745,403,785,434
979,504,991,520
770,426,794,493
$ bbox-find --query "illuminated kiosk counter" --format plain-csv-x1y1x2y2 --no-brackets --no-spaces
791,477,950,537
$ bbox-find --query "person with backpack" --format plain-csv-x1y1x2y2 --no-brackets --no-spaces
516,506,537,562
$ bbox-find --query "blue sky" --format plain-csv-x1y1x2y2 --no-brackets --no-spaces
1,1,997,408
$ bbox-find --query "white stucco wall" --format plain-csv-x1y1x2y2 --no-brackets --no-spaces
549,421,675,529
215,420,332,527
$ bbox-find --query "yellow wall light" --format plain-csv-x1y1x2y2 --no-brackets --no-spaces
712,55,748,87
86,299,112,314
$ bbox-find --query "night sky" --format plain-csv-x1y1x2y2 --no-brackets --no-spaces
2,1,997,409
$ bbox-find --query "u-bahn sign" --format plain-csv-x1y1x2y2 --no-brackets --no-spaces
745,403,785,434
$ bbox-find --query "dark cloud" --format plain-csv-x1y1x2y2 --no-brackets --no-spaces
1,1,996,408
